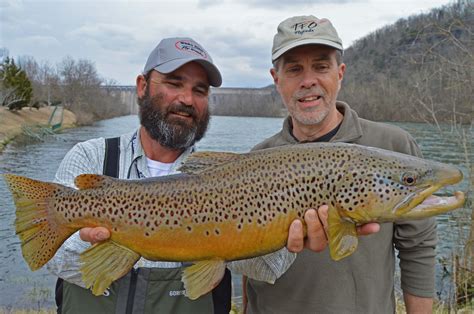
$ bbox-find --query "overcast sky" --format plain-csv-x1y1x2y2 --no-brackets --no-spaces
1,0,452,88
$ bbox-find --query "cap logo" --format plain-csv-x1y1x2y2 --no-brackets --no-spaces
292,20,318,35
175,40,208,59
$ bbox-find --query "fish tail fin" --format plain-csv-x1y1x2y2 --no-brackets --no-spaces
3,174,76,271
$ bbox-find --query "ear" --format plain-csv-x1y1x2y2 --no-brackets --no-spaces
337,63,346,90
136,74,147,98
270,68,279,86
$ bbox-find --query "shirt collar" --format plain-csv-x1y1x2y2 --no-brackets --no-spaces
129,126,195,178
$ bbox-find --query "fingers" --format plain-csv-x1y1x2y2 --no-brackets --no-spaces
286,219,305,253
305,206,329,252
79,227,110,244
286,205,329,253
356,223,380,236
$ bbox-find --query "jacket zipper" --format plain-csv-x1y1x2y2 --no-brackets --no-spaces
125,268,139,314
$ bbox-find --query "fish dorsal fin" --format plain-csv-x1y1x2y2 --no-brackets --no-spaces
327,208,358,261
80,240,140,296
178,151,241,174
182,260,226,300
74,174,116,190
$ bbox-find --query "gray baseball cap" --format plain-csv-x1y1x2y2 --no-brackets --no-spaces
143,37,222,87
272,15,343,61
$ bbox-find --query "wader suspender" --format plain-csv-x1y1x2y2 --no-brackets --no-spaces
55,137,121,313
102,137,120,178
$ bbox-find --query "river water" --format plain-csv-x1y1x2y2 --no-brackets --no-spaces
0,115,471,310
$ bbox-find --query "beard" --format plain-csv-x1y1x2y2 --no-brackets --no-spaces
138,89,210,150
289,87,331,125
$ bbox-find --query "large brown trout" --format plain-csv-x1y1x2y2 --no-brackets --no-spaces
4,143,465,299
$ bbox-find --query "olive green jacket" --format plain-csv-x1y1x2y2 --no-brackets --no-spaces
245,101,437,314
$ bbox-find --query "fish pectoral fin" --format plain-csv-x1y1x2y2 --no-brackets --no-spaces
182,260,226,300
74,174,117,190
327,208,358,261
178,151,241,174
80,240,140,296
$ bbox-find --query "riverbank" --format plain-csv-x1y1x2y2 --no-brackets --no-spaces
0,107,77,153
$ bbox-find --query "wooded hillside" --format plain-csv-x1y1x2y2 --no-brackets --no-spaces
339,0,472,124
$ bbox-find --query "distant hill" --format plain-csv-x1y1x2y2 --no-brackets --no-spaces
339,0,473,124
212,1,472,123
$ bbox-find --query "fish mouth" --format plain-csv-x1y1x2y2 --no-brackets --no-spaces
413,192,465,211
413,184,465,210
394,185,465,219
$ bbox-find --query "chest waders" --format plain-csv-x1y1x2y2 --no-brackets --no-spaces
55,137,232,314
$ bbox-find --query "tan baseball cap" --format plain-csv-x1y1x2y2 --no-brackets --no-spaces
272,15,343,61
143,37,222,87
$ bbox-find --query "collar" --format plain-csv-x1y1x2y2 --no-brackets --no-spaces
331,101,363,143
125,126,195,179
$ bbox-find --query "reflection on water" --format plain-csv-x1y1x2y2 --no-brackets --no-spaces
0,115,471,309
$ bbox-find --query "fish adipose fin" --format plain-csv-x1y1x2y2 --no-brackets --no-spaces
178,151,241,174
3,174,76,270
182,260,226,300
74,174,117,190
80,240,140,296
327,208,358,261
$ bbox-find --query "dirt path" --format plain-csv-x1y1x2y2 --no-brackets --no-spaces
0,107,77,152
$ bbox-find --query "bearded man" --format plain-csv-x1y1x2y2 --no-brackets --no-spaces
46,37,231,314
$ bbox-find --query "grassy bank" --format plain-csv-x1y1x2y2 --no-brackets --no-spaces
0,107,76,153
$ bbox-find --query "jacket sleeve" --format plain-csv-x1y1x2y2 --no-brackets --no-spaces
46,140,104,287
227,248,296,283
393,134,437,297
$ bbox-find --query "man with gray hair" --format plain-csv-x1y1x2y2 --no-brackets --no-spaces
236,15,436,314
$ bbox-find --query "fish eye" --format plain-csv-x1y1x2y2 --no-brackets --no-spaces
401,172,417,186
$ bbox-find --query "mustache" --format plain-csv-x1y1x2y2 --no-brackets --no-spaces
293,87,325,100
166,103,198,120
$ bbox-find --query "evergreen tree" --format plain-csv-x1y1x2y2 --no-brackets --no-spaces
0,57,33,110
